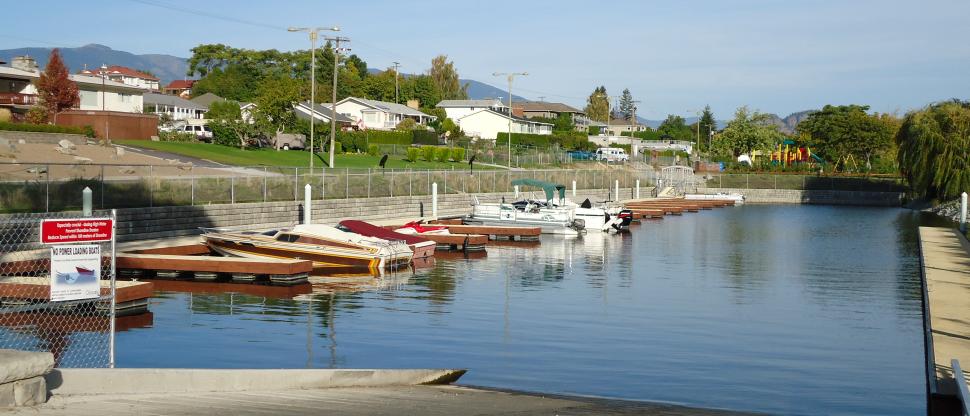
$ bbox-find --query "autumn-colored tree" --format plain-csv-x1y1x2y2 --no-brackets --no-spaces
36,49,79,120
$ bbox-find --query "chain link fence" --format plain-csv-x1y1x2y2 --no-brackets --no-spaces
0,210,116,368
700,173,907,192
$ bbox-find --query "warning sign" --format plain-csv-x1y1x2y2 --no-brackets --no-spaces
50,245,101,302
40,218,113,244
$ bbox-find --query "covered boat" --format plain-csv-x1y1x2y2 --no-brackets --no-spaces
466,178,584,235
202,224,412,272
338,220,436,259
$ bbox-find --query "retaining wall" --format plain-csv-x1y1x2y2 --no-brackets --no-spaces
697,187,904,206
0,130,87,146
116,187,631,242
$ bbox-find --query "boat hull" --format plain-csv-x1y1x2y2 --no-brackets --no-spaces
463,217,579,236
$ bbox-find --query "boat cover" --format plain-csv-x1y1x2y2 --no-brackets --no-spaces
511,178,566,203
338,220,431,246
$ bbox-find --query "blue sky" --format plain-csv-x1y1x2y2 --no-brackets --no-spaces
2,0,968,119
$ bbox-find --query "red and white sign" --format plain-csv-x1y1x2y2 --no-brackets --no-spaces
40,218,114,244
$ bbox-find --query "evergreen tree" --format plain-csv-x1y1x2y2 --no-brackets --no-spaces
618,88,635,120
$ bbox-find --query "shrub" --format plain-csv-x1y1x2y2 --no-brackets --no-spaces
367,144,380,156
421,145,436,162
450,147,465,162
332,140,343,154
406,146,421,162
395,118,417,131
210,122,237,146
159,131,196,142
0,121,87,135
434,147,450,163
412,129,439,145
0,109,11,123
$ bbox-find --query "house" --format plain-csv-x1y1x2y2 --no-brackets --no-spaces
143,92,206,121
0,56,144,116
456,109,553,141
163,80,195,98
189,92,227,108
334,97,435,130
604,118,648,135
78,65,159,91
293,101,355,127
435,99,508,121
513,101,593,132
190,92,257,122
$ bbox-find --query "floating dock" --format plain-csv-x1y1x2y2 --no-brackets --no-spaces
919,227,970,415
623,197,739,220
117,253,311,285
0,276,152,315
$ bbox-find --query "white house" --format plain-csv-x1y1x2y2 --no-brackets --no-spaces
78,65,160,91
456,109,553,141
334,97,435,130
0,56,144,114
436,99,508,121
293,101,354,127
143,92,206,121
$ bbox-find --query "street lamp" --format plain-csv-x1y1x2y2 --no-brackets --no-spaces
326,36,351,169
99,64,107,111
288,26,339,171
493,72,527,168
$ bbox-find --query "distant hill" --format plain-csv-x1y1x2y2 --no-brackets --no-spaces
637,116,726,130
368,69,527,102
764,110,816,134
0,44,190,84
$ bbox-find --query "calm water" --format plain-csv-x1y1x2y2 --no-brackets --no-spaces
115,205,930,415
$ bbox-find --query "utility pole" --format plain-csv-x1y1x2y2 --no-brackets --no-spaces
289,26,339,171
538,96,545,102
326,36,351,168
493,72,528,169
392,61,400,104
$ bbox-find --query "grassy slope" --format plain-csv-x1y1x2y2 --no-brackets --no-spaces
116,140,497,170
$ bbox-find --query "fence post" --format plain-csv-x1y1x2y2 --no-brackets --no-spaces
409,169,413,197
321,168,326,200
149,165,154,208
100,165,105,209
294,168,299,201
746,174,749,189
304,184,312,224
961,192,968,233
231,176,235,204
108,208,117,368
389,169,394,198
82,186,92,216
514,185,520,198
346,168,350,199
444,170,448,194
191,175,195,205
432,182,438,218
263,167,267,202
615,180,620,202
636,179,640,199
572,180,577,197
774,175,777,189
367,168,371,198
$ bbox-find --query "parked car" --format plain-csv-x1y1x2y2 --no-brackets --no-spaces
595,147,629,162
272,132,306,150
178,124,213,142
567,150,595,160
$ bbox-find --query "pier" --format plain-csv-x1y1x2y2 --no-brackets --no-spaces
919,227,970,415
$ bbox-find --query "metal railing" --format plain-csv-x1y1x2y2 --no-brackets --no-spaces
699,173,907,192
0,92,38,106
954,359,970,416
0,164,649,213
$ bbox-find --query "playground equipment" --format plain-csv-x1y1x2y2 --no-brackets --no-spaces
770,140,824,166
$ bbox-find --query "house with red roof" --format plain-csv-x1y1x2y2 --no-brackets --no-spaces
163,80,195,98
78,65,159,91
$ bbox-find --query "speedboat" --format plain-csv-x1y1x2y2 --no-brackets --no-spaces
202,224,413,272
338,220,436,259
465,179,585,236
395,221,451,236
566,198,632,232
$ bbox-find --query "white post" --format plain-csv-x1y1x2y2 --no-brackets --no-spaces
82,186,92,216
571,180,576,197
636,179,641,199
514,185,520,199
431,182,438,218
304,184,312,224
961,192,968,233
614,179,620,202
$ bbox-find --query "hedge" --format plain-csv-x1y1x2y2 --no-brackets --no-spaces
495,131,592,151
0,121,94,137
412,130,439,145
420,145,436,162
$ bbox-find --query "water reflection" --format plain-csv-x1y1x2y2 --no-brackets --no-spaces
114,206,930,416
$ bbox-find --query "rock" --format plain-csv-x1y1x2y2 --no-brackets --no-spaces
17,139,25,144
0,350,54,385
73,156,93,164
177,163,193,171
57,139,76,150
55,147,75,155
26,166,47,174
118,167,136,175
151,135,160,141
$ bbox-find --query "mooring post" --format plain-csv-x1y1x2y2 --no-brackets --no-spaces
304,184,312,224
961,192,968,233
614,180,620,202
572,180,576,197
514,185,520,199
82,186,92,216
636,179,641,199
432,182,438,218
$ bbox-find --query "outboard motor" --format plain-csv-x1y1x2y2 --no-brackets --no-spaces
614,210,634,231
570,218,586,232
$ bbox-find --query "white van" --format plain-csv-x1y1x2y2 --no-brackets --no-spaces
178,122,213,141
595,147,629,162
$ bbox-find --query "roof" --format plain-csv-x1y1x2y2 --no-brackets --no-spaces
0,66,38,80
144,92,206,109
458,109,554,126
165,80,196,89
516,101,582,114
510,178,565,202
190,92,226,107
294,101,355,123
436,99,506,108
342,97,432,119
79,65,159,81
609,118,641,126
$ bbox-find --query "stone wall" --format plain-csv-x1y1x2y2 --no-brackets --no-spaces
697,187,903,206
0,130,87,146
116,188,630,242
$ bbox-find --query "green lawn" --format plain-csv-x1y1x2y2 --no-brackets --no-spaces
116,140,499,170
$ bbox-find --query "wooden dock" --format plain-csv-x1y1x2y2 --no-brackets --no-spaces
430,224,542,241
919,227,970,415
623,197,738,220
420,233,489,251
117,253,311,285
0,277,153,315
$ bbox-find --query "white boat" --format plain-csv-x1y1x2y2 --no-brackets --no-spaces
568,199,632,232
466,197,584,236
202,224,413,272
684,192,745,205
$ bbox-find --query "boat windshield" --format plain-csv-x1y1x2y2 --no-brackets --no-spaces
261,230,278,236
275,233,300,242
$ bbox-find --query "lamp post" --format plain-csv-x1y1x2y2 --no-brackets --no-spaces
99,64,107,111
392,61,400,104
493,72,527,169
326,35,351,168
289,26,340,172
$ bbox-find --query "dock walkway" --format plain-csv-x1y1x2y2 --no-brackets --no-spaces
919,227,970,412
9,385,758,416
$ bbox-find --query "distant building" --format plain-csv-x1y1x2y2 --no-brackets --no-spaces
78,65,160,91
0,56,144,115
456,109,553,141
334,97,436,130
163,80,195,98
513,101,593,132
604,118,647,135
189,92,227,108
435,99,509,121
293,101,355,127
144,92,206,121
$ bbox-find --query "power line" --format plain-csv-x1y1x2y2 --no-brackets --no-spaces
128,0,283,31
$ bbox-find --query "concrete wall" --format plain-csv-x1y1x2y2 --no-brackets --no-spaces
116,188,630,242
697,187,904,206
0,130,87,146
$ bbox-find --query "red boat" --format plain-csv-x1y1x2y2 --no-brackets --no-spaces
75,266,95,275
394,221,450,235
337,220,436,259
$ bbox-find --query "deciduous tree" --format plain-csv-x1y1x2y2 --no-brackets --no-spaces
429,55,468,100
36,49,79,121
796,104,895,171
715,106,779,158
584,86,609,123
896,100,970,200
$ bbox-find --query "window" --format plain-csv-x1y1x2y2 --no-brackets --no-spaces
364,112,378,123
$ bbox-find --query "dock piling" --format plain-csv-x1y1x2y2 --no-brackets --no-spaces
961,192,967,233
432,182,438,218
82,186,92,216
304,184,312,224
